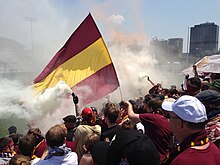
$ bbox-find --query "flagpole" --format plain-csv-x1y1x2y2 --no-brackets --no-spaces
119,86,123,101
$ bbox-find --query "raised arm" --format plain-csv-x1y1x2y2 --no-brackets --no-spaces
71,93,80,116
126,101,140,122
147,76,155,86
193,64,199,78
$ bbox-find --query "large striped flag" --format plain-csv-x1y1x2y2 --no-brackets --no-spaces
33,13,119,105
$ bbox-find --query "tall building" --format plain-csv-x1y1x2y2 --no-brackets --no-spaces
168,38,183,58
150,37,183,61
189,22,219,57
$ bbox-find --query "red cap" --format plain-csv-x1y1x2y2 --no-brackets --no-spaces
81,107,93,119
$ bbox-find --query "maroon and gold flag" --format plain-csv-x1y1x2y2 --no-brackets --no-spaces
33,13,119,105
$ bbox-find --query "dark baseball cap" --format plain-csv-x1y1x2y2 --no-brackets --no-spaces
195,90,220,119
63,115,76,123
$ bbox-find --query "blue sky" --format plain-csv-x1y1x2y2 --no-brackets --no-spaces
1,0,219,54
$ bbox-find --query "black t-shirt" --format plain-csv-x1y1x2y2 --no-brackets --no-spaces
100,125,121,141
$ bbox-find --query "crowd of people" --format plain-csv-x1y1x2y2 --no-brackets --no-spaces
1,66,220,165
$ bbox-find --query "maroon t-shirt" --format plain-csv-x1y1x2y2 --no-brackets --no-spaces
34,139,47,158
65,140,76,152
171,142,220,165
139,113,172,160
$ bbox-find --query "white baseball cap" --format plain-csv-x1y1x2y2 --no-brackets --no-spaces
162,95,207,123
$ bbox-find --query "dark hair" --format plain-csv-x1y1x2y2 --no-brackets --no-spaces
143,94,152,104
8,126,17,134
148,98,162,111
0,137,12,152
188,77,202,90
104,106,119,124
46,126,65,148
18,134,36,156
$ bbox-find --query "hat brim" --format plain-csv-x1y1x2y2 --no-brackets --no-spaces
162,101,174,112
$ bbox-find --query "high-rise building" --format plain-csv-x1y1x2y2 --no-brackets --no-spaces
189,22,219,57
168,38,183,58
150,37,183,61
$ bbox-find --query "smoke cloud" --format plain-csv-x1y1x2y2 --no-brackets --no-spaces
0,0,170,135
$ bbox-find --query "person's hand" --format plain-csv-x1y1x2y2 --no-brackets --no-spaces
71,93,79,104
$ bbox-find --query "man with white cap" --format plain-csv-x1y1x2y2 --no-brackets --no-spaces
161,95,220,165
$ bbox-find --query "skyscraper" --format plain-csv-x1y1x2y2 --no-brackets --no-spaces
189,22,219,57
168,38,183,58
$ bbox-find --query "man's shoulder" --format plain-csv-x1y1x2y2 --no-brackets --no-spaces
139,113,166,121
76,124,101,134
35,152,78,165
171,143,220,165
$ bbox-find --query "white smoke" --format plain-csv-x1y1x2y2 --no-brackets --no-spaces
0,80,76,134
32,80,72,115
108,40,159,101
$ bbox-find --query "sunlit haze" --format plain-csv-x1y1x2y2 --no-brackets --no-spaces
0,0,219,134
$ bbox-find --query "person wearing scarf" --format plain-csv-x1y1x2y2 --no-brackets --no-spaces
34,125,78,165
0,137,16,164
162,95,220,165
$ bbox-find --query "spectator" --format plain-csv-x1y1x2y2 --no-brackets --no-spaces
92,129,160,165
162,95,220,165
195,90,220,148
8,126,17,135
7,126,23,154
74,107,101,161
63,115,77,141
100,104,121,142
18,134,40,164
27,128,47,158
79,133,99,165
182,77,201,96
0,137,16,164
35,126,78,165
127,99,173,161
55,124,76,152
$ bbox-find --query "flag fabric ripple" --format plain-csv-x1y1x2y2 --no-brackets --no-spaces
33,13,119,105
